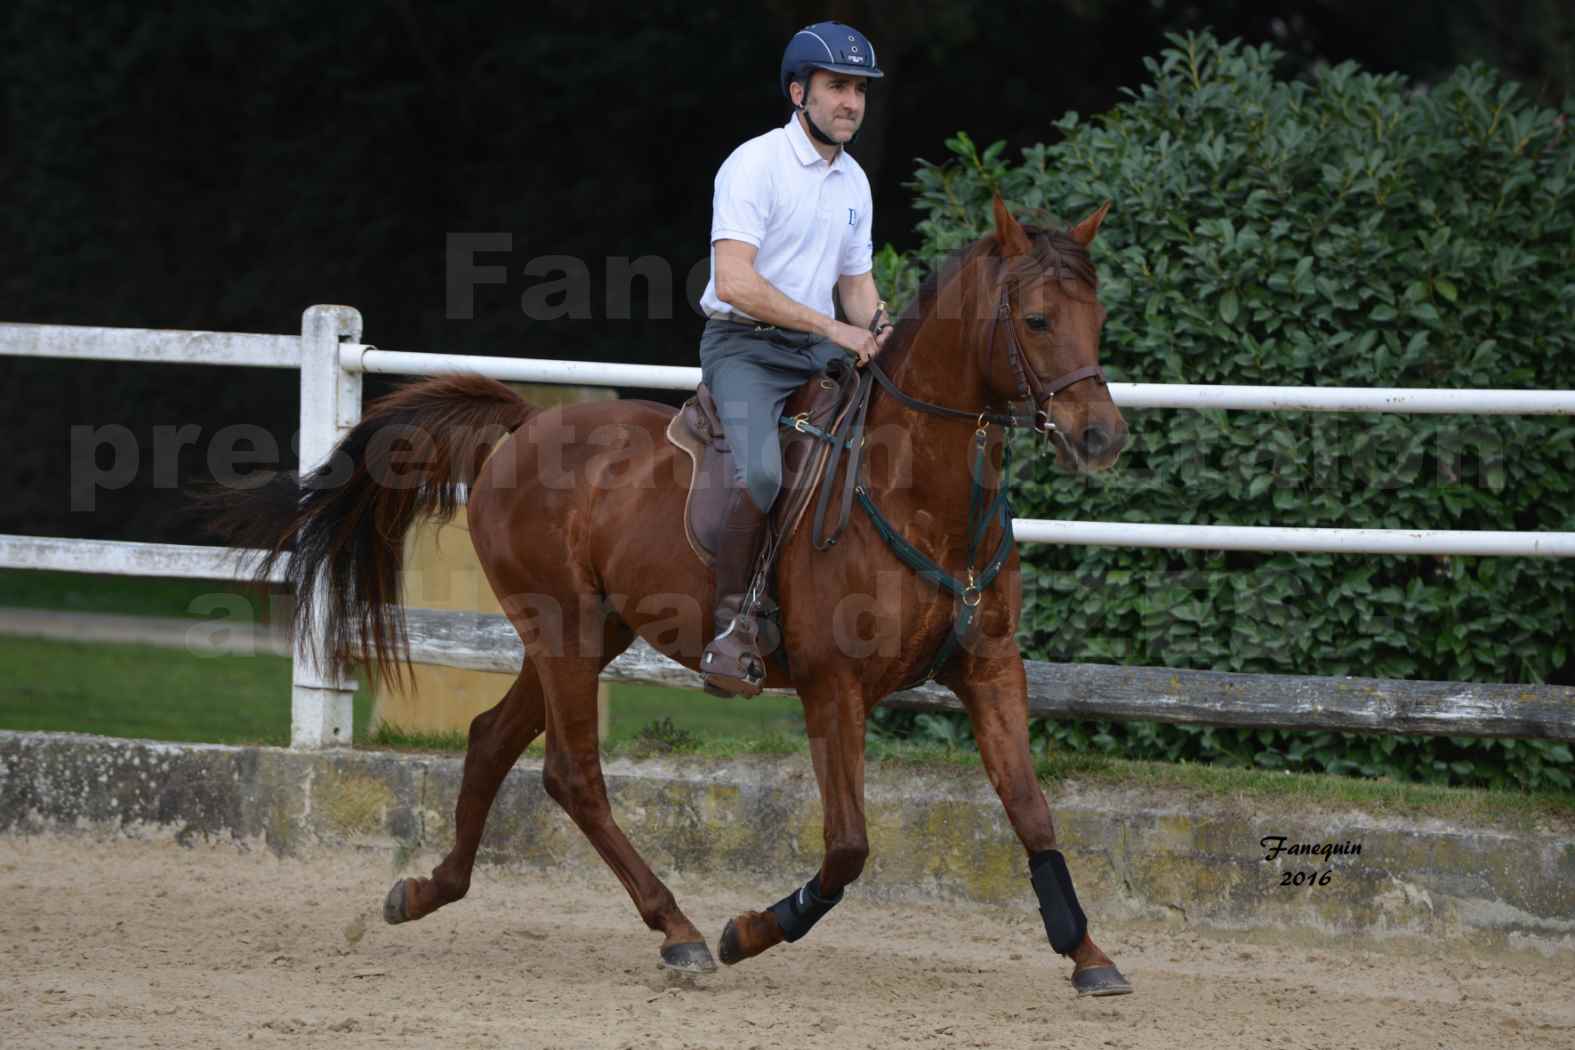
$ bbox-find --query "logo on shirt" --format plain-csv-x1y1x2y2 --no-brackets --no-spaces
848,208,858,226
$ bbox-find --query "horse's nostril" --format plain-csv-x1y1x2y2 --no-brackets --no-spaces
1082,425,1110,459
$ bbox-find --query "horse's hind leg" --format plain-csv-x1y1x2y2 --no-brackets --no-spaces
537,651,717,974
384,662,547,924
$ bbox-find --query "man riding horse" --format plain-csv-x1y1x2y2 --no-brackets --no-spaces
217,17,1134,1000
697,20,894,696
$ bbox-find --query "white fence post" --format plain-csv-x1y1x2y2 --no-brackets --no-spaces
290,305,364,748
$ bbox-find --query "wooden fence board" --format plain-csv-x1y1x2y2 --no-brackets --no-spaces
400,609,1575,742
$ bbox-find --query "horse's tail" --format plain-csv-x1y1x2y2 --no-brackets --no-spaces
209,374,534,690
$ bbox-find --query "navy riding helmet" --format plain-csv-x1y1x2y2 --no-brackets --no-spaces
779,21,884,101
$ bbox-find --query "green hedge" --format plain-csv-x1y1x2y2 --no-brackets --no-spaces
871,33,1575,790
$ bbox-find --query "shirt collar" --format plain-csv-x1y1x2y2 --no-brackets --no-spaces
784,114,841,170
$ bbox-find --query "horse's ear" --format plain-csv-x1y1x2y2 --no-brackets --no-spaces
992,193,1033,257
1069,200,1112,247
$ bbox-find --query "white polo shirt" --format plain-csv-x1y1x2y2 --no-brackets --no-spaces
699,114,875,323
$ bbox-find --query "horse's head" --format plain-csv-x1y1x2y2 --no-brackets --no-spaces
982,195,1127,473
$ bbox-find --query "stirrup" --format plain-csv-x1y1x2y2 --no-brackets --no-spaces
702,591,769,698
702,660,766,699
702,638,766,698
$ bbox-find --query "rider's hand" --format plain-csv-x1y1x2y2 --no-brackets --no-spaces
828,320,892,368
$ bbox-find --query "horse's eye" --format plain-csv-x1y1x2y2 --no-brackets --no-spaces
1025,314,1050,332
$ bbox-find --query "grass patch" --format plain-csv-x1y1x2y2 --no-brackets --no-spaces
614,716,700,759
0,567,284,621
601,730,805,761
366,685,805,756
367,723,470,753
0,635,371,747
605,682,804,744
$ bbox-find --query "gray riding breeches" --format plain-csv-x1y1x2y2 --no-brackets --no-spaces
697,319,848,514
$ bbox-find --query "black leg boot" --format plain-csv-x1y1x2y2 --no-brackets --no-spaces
701,488,771,697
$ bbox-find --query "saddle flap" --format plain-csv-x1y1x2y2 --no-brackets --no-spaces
665,362,864,570
666,383,735,568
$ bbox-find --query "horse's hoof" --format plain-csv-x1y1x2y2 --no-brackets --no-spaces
718,911,784,965
718,919,745,965
383,879,411,925
659,940,718,975
1072,963,1133,997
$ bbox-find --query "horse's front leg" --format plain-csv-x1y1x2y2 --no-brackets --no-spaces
941,650,1133,997
718,679,868,964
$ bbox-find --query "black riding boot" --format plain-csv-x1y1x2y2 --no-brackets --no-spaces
701,488,771,697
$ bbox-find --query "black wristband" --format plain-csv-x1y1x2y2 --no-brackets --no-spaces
866,300,889,335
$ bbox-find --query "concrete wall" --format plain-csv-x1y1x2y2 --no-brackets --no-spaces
1,730,1570,955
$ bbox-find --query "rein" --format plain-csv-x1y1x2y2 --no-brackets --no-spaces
777,284,1106,687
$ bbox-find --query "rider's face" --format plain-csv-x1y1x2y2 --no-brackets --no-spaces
794,71,867,142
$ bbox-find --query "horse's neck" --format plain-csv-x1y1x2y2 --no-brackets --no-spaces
862,318,1007,546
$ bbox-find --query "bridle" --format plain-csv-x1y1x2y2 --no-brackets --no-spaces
866,281,1107,438
799,269,1109,552
777,266,1110,688
994,284,1108,437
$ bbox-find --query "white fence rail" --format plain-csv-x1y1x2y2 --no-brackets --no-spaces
1010,520,1575,557
5,307,1575,748
0,322,300,369
347,345,1575,414
0,535,282,583
347,347,1575,559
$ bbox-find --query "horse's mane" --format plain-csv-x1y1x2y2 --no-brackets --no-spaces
884,222,1096,366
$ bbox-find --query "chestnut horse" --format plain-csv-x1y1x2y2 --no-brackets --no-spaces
222,196,1132,996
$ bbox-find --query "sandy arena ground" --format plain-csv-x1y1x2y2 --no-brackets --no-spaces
1,835,1571,1049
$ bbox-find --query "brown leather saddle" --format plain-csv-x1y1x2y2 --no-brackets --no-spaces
665,355,866,571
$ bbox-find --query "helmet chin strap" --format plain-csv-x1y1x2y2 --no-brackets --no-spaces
798,104,844,147
795,83,858,148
